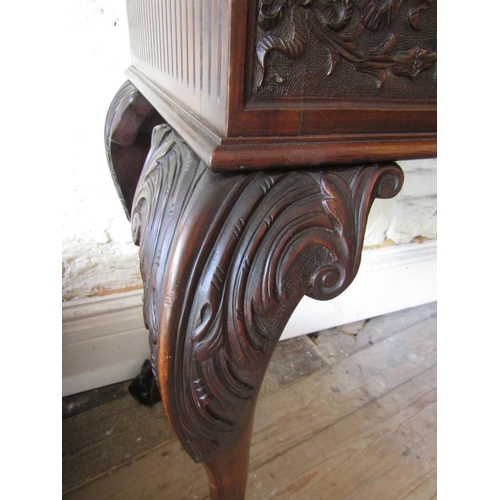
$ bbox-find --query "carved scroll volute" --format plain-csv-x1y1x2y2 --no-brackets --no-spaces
131,124,404,464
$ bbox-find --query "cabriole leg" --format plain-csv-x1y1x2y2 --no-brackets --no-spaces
129,123,403,499
106,81,404,500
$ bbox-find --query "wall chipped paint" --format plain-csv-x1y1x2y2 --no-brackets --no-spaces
61,1,437,302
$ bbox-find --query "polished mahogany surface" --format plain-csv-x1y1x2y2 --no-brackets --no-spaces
124,0,436,170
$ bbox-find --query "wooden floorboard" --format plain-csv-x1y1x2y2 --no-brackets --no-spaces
246,366,436,500
62,302,437,499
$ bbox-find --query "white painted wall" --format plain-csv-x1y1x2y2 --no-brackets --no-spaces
61,1,437,302
62,0,140,301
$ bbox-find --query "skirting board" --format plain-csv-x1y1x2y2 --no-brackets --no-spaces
62,240,437,397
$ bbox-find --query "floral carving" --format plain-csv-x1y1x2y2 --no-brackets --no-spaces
392,45,436,79
255,0,436,89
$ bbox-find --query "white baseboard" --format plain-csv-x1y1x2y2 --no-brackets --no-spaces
62,240,437,397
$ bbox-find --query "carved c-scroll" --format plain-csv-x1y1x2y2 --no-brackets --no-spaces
131,123,404,463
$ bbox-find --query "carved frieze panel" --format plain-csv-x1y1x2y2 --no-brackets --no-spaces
252,0,437,99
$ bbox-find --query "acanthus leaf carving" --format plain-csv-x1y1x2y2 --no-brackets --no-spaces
131,123,404,463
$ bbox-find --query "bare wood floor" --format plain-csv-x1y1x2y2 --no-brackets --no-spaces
63,302,437,500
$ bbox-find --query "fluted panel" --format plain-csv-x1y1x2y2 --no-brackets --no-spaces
126,0,228,127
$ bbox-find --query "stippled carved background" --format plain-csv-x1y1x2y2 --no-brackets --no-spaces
252,0,437,100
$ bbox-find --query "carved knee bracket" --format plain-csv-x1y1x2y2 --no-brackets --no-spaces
127,122,403,497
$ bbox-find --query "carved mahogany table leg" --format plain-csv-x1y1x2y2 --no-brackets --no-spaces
106,83,404,500
104,81,165,218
